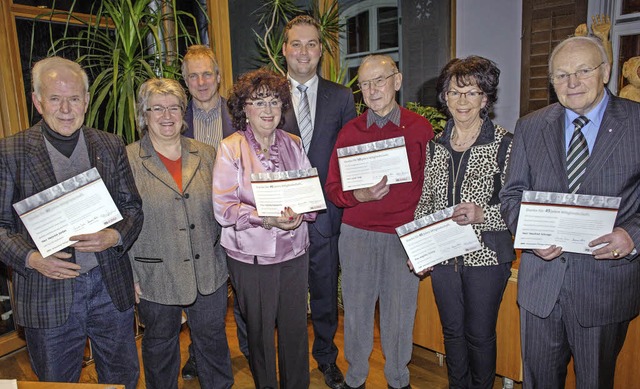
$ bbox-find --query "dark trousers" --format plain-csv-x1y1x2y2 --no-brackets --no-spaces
137,285,233,389
228,253,310,389
521,278,630,389
189,286,249,360
431,262,511,389
308,225,340,366
24,267,139,389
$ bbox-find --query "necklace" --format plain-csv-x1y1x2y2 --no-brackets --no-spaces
451,122,482,148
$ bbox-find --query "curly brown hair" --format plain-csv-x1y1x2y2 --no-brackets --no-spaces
227,68,292,131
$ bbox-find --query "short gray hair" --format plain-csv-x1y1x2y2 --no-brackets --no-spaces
549,36,609,74
136,78,188,135
32,57,89,99
359,54,399,74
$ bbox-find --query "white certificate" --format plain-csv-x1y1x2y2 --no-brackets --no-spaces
396,206,482,273
13,168,123,258
251,167,327,217
337,136,412,190
514,190,620,254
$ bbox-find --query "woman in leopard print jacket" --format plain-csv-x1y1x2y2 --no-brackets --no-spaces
414,56,515,389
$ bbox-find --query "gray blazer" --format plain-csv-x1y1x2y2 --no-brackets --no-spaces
126,135,227,305
500,95,640,327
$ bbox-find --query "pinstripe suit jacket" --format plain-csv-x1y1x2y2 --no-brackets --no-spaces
282,77,357,237
500,95,640,327
0,121,143,328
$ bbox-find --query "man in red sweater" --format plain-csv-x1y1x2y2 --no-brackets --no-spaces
325,55,434,389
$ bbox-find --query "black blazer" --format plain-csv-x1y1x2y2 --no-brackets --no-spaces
282,76,357,237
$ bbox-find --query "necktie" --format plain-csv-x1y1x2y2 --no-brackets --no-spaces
567,115,590,193
297,84,313,152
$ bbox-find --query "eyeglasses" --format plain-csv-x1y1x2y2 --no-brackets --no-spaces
550,62,605,84
245,100,282,109
445,90,485,100
146,105,183,116
358,73,398,91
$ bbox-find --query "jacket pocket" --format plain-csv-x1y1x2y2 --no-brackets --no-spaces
134,257,163,263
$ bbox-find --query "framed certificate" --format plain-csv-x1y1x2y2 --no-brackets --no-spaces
514,191,620,254
251,167,326,217
397,206,482,273
13,168,123,258
337,136,412,190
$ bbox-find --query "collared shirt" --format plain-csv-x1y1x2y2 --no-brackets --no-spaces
366,103,401,128
288,74,319,128
193,96,223,150
563,92,609,154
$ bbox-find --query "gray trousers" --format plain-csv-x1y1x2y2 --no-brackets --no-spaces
339,224,419,388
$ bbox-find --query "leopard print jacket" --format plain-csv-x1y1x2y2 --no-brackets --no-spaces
414,118,514,266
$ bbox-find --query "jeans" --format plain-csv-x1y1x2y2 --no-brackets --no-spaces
24,267,139,389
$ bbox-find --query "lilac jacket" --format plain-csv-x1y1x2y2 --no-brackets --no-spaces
213,127,316,265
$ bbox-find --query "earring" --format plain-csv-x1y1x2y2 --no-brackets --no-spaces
246,117,249,123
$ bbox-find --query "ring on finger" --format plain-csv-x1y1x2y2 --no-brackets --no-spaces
612,249,621,258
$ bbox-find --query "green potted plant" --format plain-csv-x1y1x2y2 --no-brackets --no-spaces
405,102,447,134
36,0,202,144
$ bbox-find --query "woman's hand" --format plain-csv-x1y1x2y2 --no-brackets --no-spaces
407,259,433,276
452,202,484,225
268,207,304,231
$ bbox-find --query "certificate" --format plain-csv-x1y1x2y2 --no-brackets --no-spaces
514,190,620,254
251,167,327,217
337,136,412,190
13,168,123,258
396,206,482,273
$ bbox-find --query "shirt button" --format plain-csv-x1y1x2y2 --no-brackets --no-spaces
560,257,566,263
184,193,190,198
190,224,195,229
195,254,200,259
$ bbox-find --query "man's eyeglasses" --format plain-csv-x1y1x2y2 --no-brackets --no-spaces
358,73,398,91
445,90,485,100
245,100,282,109
549,62,605,84
146,105,183,116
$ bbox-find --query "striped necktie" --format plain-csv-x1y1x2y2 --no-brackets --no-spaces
297,84,313,152
567,115,590,193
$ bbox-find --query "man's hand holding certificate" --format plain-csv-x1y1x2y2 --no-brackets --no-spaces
396,206,482,273
337,136,412,190
251,167,326,217
514,190,621,254
13,168,123,258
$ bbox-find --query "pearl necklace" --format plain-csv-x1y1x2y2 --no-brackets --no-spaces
451,123,482,148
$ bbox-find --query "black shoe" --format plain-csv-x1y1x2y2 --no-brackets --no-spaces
181,356,198,380
342,383,365,389
318,363,345,389
388,385,411,389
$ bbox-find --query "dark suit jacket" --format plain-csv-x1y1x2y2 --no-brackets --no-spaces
183,97,235,140
282,77,357,237
500,95,640,327
0,121,143,328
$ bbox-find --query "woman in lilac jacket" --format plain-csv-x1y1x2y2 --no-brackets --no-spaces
213,68,316,389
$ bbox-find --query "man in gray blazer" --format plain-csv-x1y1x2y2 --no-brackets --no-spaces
0,57,143,388
501,36,640,388
281,15,357,389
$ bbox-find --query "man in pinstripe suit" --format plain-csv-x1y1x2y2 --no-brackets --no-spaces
500,36,640,388
0,57,143,388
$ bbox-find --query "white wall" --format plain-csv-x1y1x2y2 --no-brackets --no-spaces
456,0,522,131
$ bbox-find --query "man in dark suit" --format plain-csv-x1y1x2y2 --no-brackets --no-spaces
500,36,640,388
0,57,143,388
180,45,246,380
280,15,357,389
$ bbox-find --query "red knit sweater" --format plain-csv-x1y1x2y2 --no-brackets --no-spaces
325,107,434,234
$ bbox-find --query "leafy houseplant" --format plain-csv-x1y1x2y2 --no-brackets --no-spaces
37,0,202,144
405,102,447,134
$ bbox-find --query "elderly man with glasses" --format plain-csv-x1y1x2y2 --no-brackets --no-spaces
501,36,640,388
325,54,434,389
